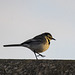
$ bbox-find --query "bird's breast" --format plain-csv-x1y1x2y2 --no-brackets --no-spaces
41,42,50,52
35,37,50,53
40,36,50,52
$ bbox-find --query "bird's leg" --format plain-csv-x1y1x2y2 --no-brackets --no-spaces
37,53,45,57
34,51,38,60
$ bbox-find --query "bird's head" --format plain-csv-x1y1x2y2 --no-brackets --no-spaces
44,32,56,41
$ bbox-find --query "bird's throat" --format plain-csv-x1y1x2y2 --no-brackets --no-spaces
48,39,50,44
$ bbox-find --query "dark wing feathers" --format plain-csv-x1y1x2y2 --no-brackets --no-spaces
21,34,46,45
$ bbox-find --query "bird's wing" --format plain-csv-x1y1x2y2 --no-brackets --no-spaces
21,35,46,45
21,38,42,45
33,34,46,43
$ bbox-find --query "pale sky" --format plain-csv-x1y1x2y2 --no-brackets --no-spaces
0,0,75,59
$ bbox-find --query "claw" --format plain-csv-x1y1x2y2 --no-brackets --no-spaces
37,53,45,57
39,54,45,57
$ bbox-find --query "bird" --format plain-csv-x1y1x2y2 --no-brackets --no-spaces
3,32,56,59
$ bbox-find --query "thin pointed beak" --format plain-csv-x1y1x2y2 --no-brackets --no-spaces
51,38,56,40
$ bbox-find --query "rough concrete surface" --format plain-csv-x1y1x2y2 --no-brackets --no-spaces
0,59,75,75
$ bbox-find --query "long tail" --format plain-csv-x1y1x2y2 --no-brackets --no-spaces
3,44,22,47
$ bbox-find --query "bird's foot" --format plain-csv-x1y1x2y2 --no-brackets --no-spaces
37,53,45,57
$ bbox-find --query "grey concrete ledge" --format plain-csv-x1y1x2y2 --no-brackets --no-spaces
0,59,75,75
